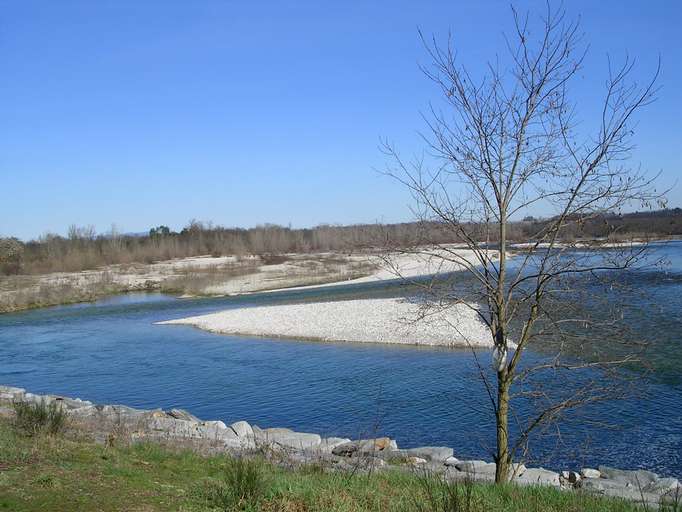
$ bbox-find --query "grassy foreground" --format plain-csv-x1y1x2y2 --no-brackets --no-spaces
0,420,644,512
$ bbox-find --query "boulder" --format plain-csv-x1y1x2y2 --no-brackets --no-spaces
514,468,560,487
645,477,680,494
400,446,454,462
256,427,321,450
203,420,228,430
332,437,397,456
166,409,200,422
581,468,601,479
581,478,663,505
454,460,497,475
561,470,581,485
230,421,254,438
598,466,659,487
444,456,460,467
445,466,495,483
313,437,352,454
406,456,428,465
144,416,241,447
69,404,150,431
0,386,25,402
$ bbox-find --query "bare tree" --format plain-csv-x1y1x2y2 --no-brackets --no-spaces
382,4,664,483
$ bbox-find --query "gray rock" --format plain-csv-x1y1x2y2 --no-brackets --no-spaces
230,421,254,438
581,478,663,505
561,470,581,485
406,456,428,465
332,437,397,456
69,404,150,430
514,468,560,487
511,463,527,477
313,437,352,454
144,415,241,447
166,409,200,422
203,420,228,430
444,456,459,467
400,446,454,462
445,466,495,483
454,460,497,475
598,466,658,487
256,427,321,450
644,477,680,494
581,468,601,479
0,386,25,402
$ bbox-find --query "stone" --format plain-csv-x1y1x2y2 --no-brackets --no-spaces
144,416,241,447
313,437,352,454
203,420,227,429
454,460,497,475
445,466,495,483
401,446,454,462
644,477,680,494
166,409,200,422
511,463,527,477
0,386,25,402
561,470,581,485
581,478,663,505
581,468,601,479
598,466,659,487
332,437,397,456
514,468,560,487
406,456,428,465
256,428,321,450
69,404,150,431
230,421,254,438
444,456,459,467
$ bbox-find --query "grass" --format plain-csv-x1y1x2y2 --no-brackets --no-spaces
0,419,656,512
13,399,67,437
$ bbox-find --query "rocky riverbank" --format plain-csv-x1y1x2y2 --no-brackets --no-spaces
1,385,679,508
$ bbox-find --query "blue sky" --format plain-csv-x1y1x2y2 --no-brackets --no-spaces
1,1,680,240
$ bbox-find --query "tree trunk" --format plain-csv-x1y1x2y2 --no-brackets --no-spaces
495,374,511,483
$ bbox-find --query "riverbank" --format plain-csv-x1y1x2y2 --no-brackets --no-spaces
0,420,648,512
0,252,377,313
158,297,493,348
1,385,679,510
0,245,481,314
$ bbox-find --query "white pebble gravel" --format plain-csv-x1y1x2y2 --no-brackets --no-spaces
158,298,493,348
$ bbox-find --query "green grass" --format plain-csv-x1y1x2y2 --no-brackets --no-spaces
0,419,649,512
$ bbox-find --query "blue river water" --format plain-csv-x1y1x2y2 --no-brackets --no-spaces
1,241,681,475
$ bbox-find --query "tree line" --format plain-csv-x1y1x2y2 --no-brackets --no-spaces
1,209,680,275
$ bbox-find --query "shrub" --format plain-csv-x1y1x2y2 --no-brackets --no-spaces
414,470,476,512
191,457,267,511
13,399,67,436
223,457,266,508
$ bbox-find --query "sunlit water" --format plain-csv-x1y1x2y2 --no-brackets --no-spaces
1,241,681,475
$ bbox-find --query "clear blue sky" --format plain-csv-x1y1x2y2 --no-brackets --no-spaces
1,1,680,240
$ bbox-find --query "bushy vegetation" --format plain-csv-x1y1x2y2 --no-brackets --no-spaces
1,209,680,276
12,399,67,436
0,418,665,512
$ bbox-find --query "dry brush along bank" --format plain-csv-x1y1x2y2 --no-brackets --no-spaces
1,385,679,509
0,253,377,313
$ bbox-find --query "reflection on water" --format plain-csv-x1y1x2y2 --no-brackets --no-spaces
0,241,681,475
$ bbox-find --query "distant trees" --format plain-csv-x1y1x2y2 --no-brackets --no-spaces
0,237,24,274
149,226,171,238
0,207,679,276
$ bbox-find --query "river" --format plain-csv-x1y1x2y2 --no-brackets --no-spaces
1,241,681,476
